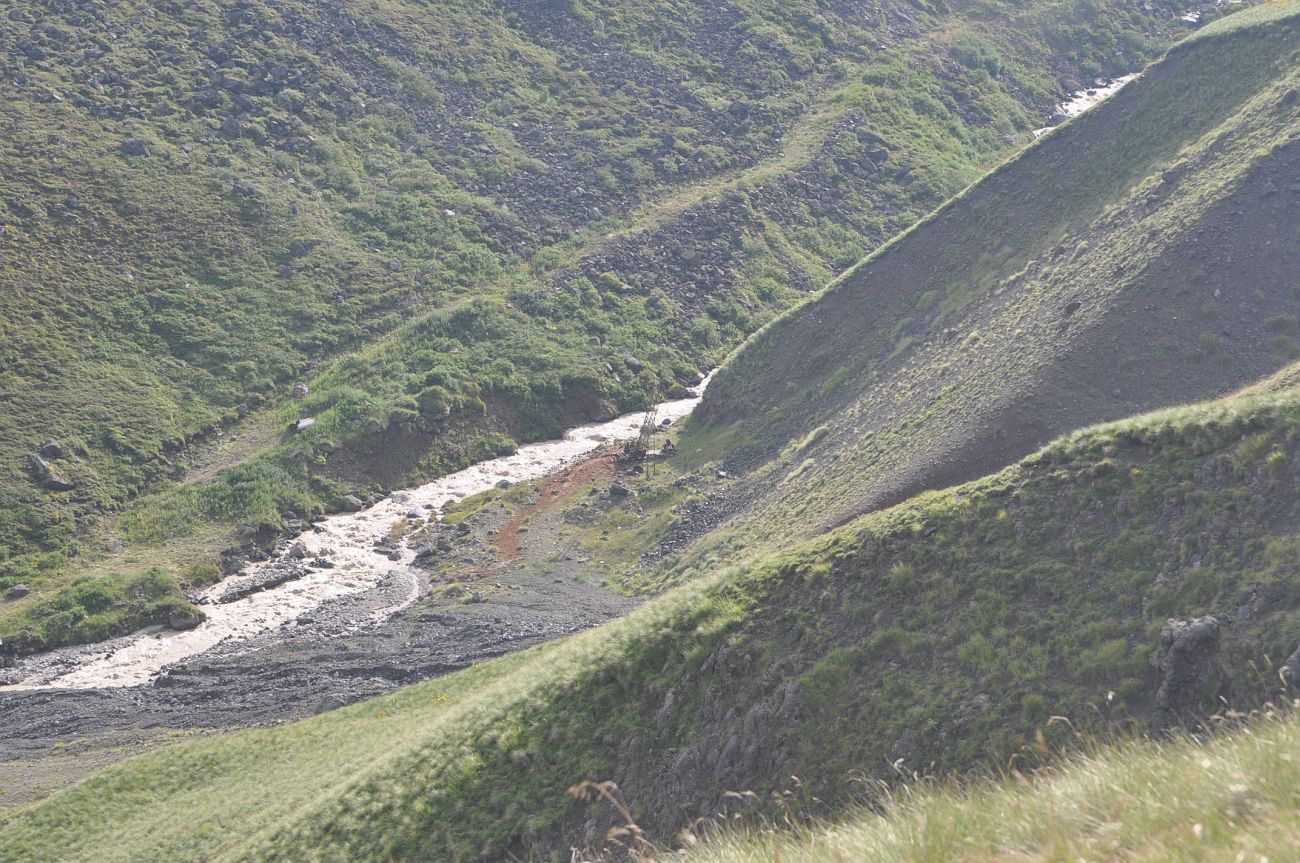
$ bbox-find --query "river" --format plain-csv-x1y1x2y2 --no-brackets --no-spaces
7,378,711,691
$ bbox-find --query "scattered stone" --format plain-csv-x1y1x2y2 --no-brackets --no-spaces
6,585,30,601
288,541,309,560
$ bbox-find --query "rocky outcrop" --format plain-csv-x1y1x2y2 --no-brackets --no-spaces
1152,616,1227,710
27,454,74,491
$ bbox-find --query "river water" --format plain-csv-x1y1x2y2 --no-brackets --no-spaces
1032,74,1139,138
8,378,711,691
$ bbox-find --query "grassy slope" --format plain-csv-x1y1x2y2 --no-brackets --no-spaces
687,712,1300,863
672,0,1300,588
6,369,1300,860
0,0,1194,651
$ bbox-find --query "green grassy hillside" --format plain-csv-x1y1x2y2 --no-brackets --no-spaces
678,0,1300,587
6,369,1300,859
0,0,1199,651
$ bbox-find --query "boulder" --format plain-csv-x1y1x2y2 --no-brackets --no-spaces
121,137,150,156
341,495,364,512
288,541,309,560
38,441,65,459
294,417,316,432
608,481,632,499
1281,644,1300,690
41,473,75,492
168,610,203,631
292,381,310,398
1152,615,1226,710
29,453,74,490
6,585,30,601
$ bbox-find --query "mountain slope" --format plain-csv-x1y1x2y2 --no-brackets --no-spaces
671,1,1300,586
8,5,1300,862
0,0,1199,650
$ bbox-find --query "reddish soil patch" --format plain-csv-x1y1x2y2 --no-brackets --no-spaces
494,448,618,562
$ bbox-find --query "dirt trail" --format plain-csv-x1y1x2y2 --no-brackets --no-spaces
494,450,617,562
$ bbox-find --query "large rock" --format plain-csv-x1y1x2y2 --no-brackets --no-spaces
168,610,203,631
6,584,30,601
1281,643,1300,690
341,494,365,512
28,454,74,491
121,137,150,156
1152,616,1226,710
38,441,65,459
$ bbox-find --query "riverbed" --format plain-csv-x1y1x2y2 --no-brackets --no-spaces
6,378,710,691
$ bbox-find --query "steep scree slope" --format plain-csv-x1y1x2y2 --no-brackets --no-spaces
684,3,1300,584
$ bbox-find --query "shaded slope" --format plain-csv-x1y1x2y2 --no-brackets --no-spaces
7,360,1300,860
686,3,1300,577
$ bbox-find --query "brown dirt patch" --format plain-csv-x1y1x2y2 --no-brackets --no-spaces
494,448,617,562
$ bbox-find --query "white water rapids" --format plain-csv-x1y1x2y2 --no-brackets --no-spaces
9,378,711,691
1032,74,1139,138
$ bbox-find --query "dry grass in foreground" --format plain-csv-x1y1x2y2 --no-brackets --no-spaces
680,708,1300,863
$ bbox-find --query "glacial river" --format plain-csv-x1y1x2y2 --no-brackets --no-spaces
9,378,711,690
